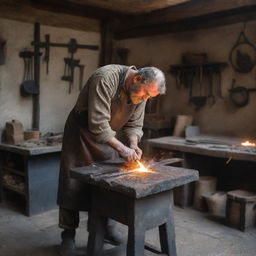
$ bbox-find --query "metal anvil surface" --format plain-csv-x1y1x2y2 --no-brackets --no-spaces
70,161,199,198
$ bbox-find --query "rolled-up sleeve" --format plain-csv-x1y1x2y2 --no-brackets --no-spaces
122,101,146,141
87,76,116,143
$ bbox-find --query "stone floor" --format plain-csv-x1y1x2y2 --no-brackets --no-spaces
0,201,256,256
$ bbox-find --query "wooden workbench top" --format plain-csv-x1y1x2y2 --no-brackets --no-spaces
70,162,198,198
147,136,256,162
0,142,62,156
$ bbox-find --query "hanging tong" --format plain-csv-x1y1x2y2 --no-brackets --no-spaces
62,57,80,93
206,66,216,107
190,66,207,110
78,65,85,91
19,50,39,96
44,34,50,74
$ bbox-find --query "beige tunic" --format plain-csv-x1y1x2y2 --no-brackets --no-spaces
75,64,145,143
57,64,146,210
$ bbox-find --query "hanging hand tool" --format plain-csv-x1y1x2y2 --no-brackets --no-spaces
229,79,256,107
186,67,195,103
44,34,50,74
78,65,85,91
32,34,99,73
213,65,224,99
190,66,207,110
62,57,80,93
206,66,216,107
19,50,39,96
0,40,6,65
229,30,256,73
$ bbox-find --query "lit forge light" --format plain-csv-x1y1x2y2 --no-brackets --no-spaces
241,140,256,147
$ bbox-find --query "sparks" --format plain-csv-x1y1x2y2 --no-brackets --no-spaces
136,160,151,173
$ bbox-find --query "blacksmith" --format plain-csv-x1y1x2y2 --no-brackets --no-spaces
57,64,166,255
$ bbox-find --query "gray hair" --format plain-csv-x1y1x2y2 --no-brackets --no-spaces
136,67,166,94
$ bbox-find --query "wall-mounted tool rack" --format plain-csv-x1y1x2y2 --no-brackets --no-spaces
170,62,227,110
25,22,99,130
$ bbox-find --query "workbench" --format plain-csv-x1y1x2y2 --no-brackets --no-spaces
71,161,198,256
0,143,61,216
147,136,256,162
147,136,256,207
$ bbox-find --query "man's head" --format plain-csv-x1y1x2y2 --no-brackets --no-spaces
129,67,166,104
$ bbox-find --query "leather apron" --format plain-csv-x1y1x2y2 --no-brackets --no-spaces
57,67,138,211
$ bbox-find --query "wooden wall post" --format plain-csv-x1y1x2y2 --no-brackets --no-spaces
100,19,115,66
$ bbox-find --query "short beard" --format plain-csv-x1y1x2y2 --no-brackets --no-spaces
129,82,142,104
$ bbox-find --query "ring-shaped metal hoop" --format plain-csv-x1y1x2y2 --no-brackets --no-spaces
229,32,256,73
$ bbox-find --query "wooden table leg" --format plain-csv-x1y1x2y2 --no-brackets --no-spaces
87,211,107,256
127,225,145,256
159,205,177,256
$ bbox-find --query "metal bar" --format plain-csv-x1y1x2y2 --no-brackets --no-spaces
95,170,136,179
93,169,122,177
32,41,99,50
50,42,99,50
33,22,40,130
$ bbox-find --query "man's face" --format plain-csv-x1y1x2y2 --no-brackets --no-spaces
130,80,160,104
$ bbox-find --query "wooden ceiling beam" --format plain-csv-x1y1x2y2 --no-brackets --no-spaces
115,0,256,33
64,0,191,15
115,6,256,39
30,0,121,20
0,0,100,32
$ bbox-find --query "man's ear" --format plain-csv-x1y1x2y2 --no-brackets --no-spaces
133,75,143,83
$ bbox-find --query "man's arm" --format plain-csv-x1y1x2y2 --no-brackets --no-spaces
106,137,139,161
122,102,146,160
127,134,142,159
85,75,140,161
122,101,146,143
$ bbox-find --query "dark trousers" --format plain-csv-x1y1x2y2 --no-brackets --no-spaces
59,207,80,230
59,207,123,243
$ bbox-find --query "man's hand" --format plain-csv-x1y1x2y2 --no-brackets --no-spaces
118,146,139,162
130,145,142,160
128,134,143,160
106,137,139,162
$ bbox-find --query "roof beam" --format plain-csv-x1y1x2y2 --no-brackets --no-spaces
0,0,100,32
115,6,256,39
30,0,121,20
64,0,191,15
114,0,256,38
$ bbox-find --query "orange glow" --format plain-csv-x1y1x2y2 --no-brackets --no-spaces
241,140,256,147
120,160,154,174
136,160,151,173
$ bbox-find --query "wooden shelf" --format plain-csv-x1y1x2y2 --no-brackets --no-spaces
3,183,25,196
3,167,25,177
170,62,227,70
1,146,61,216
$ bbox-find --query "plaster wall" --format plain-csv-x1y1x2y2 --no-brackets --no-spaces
0,18,100,138
118,21,256,138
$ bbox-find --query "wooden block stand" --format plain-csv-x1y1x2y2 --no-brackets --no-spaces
71,162,198,256
87,187,176,256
